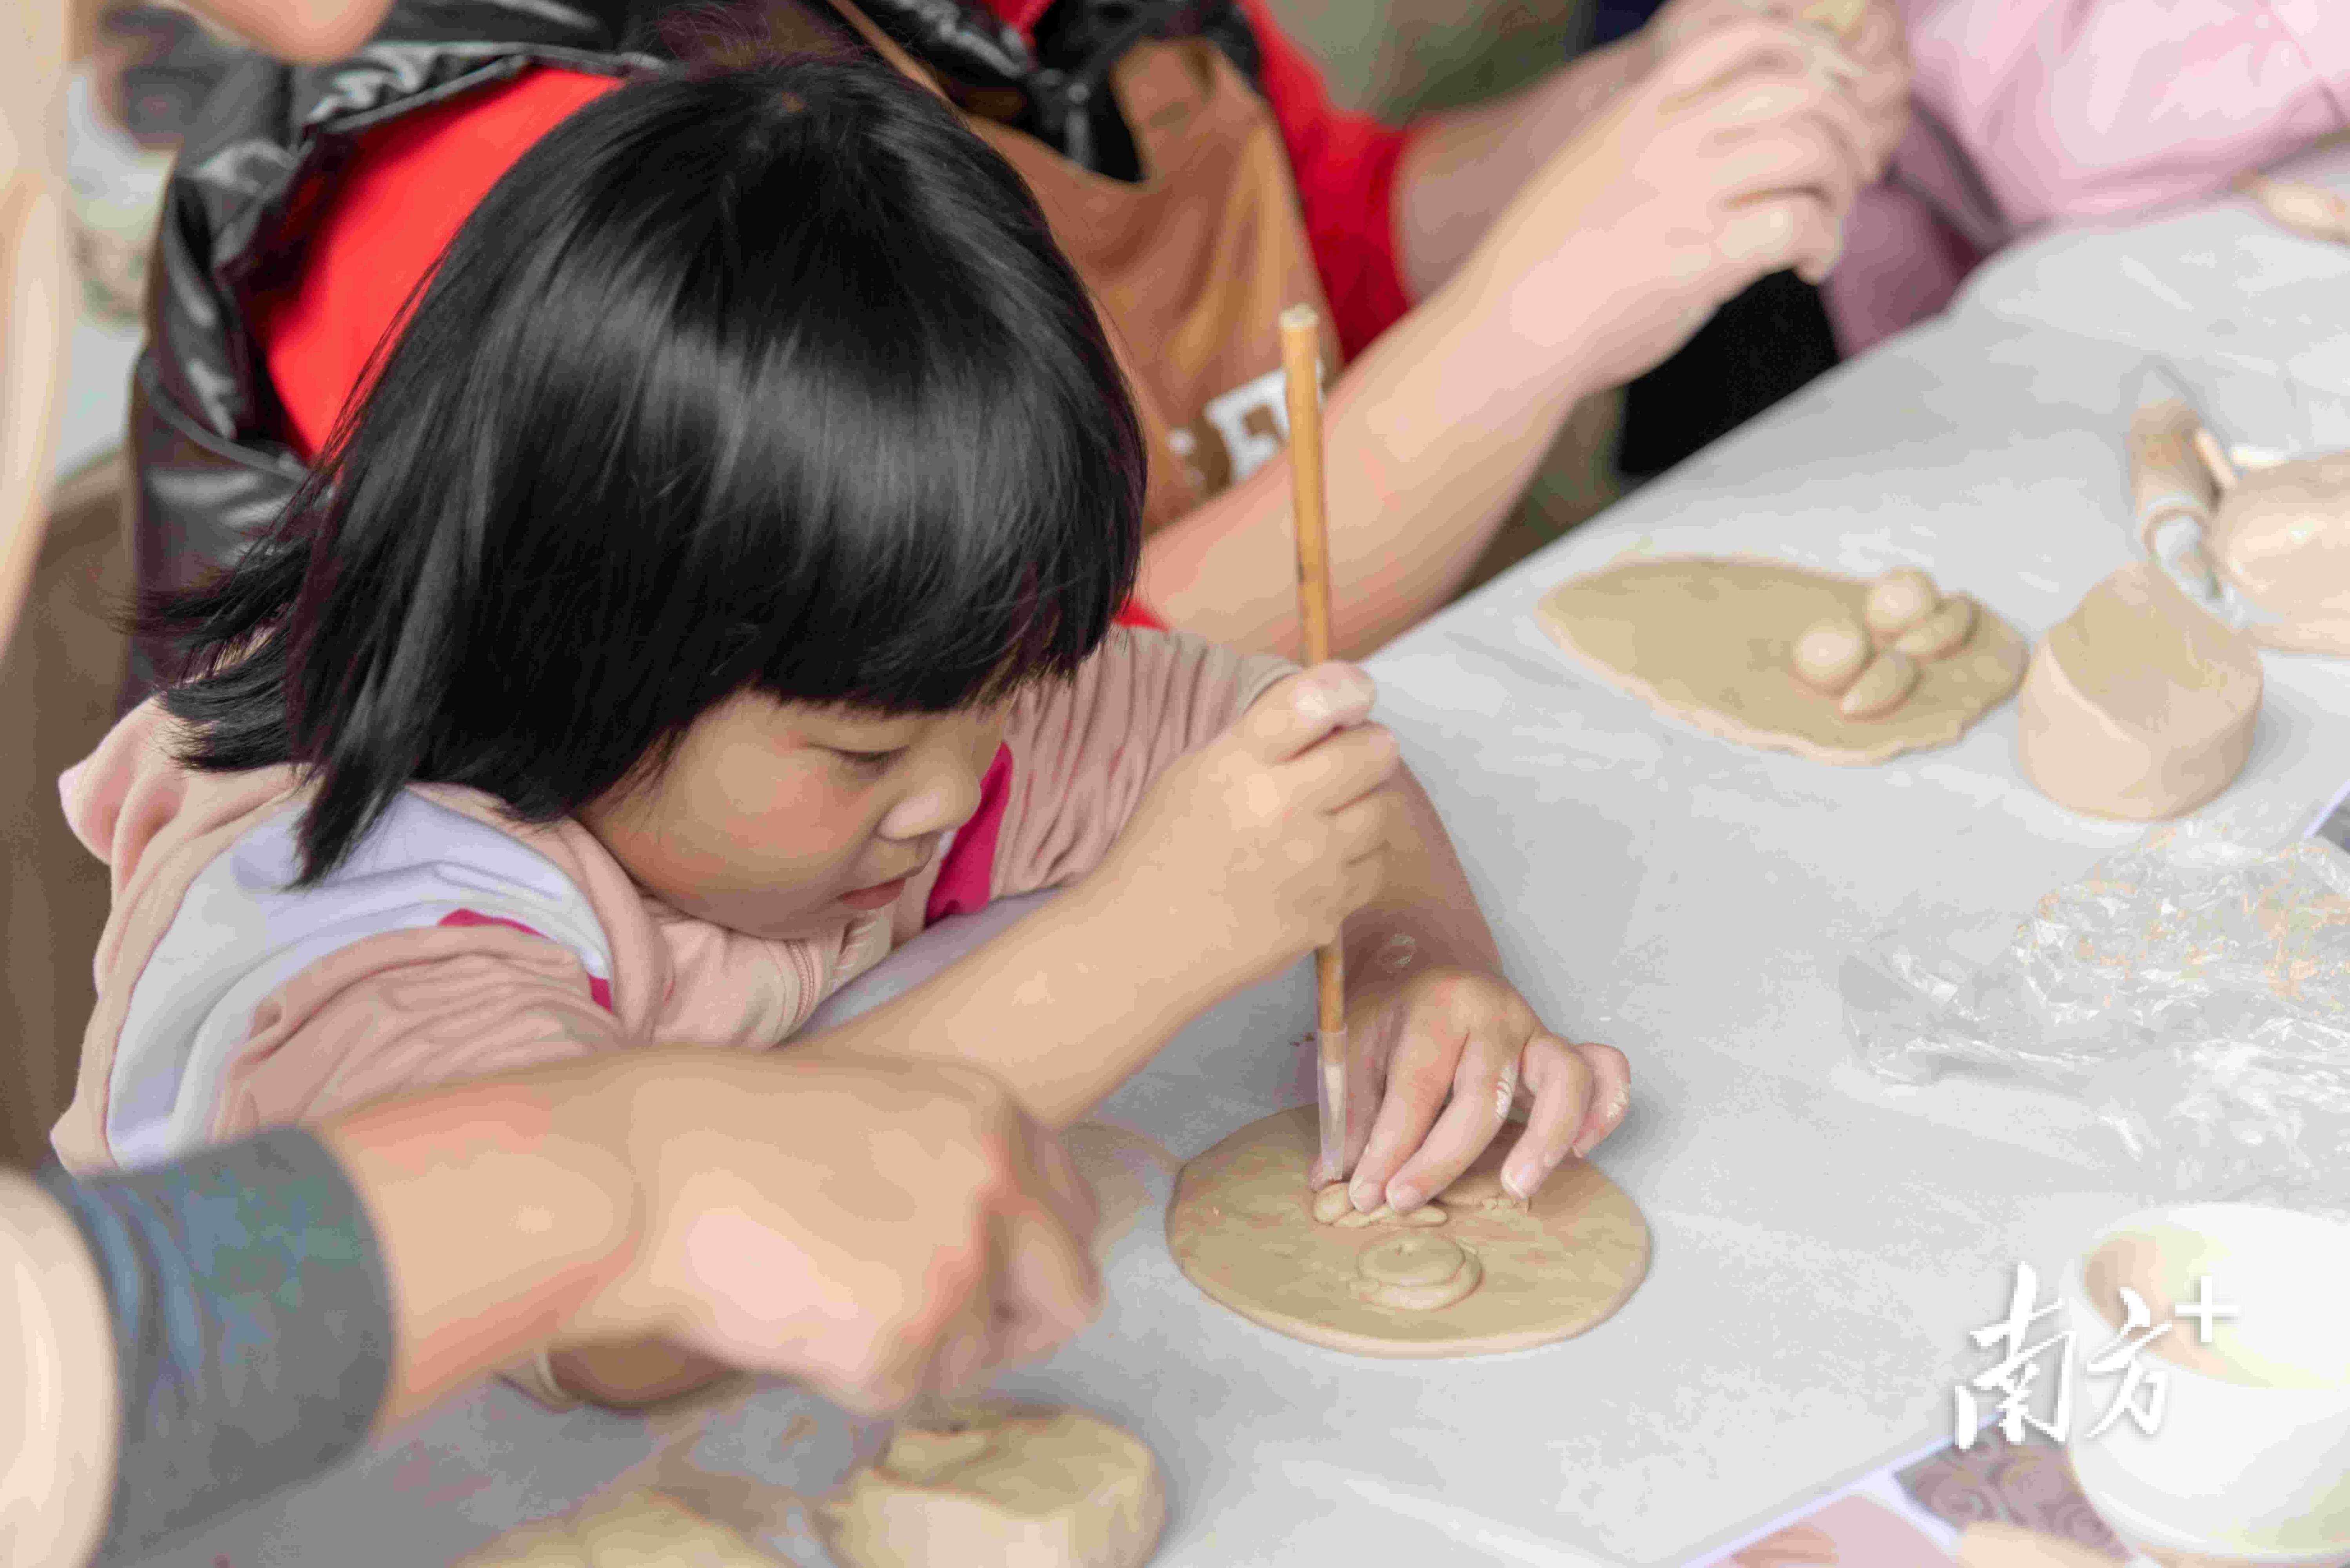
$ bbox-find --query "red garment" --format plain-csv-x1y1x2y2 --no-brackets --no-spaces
252,4,1412,630
258,70,625,460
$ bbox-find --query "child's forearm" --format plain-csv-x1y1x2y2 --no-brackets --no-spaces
1137,247,1601,661
794,877,1237,1127
1345,767,1504,989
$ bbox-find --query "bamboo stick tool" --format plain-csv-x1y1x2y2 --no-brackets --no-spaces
1278,303,1349,1187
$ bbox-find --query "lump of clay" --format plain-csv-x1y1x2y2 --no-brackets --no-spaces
1836,650,1918,720
1310,1184,1445,1227
1790,617,1870,694
2016,564,2263,821
2238,172,2350,245
1352,1233,1482,1312
1893,596,1977,661
2206,449,2350,654
825,1407,1165,1568
1436,1169,1525,1215
1863,568,1938,643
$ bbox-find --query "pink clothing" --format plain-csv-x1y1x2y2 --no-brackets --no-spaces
52,629,1292,1172
1827,0,2350,354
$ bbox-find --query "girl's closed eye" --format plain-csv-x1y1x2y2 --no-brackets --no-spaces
832,747,904,775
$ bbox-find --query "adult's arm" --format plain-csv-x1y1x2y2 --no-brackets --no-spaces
1140,5,1892,659
2,1050,1095,1568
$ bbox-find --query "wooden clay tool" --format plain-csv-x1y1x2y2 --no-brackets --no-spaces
1278,303,1348,1188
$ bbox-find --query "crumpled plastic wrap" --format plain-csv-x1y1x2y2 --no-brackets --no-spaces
1841,800,2350,1216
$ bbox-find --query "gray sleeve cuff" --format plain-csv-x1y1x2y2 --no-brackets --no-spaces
35,1125,395,1564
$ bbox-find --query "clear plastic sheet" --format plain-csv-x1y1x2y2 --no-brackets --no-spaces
1841,798,2350,1216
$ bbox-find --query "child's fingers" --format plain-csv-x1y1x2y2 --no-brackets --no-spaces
1324,782,1401,859
1336,1035,1393,1180
1235,663,1378,763
1345,1018,1465,1212
1379,1035,1523,1213
1281,721,1403,811
1307,850,1390,951
1566,1042,1634,1159
1498,1036,1597,1200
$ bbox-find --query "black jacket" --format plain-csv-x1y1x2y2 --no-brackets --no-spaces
125,0,1261,698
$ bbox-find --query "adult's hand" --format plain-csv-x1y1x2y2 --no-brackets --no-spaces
324,1048,1101,1425
1643,0,1910,178
1475,14,1876,390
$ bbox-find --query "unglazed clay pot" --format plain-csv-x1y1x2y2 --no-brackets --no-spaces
2208,452,2350,655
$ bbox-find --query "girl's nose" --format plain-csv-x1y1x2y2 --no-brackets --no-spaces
878,760,984,842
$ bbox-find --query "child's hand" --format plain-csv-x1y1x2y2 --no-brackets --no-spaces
1100,662,1402,992
1485,12,1875,389
1329,967,1631,1213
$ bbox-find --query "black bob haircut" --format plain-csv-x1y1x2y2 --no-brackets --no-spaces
149,59,1145,886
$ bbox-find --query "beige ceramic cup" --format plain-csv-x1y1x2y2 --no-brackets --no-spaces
2059,1205,2350,1566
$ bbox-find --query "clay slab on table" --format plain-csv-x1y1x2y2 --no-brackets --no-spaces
1534,556,2028,766
1167,1106,1650,1359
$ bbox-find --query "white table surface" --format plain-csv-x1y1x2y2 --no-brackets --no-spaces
127,154,2350,1568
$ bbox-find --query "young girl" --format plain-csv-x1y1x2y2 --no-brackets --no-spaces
55,59,1628,1405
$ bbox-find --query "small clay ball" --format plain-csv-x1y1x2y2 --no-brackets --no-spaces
1893,596,1978,662
1791,617,1870,694
1838,650,1920,720
1864,568,1939,642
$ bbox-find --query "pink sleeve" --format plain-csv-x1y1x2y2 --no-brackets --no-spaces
1911,0,2349,225
1822,181,1985,356
208,926,631,1140
1833,0,2350,348
985,630,1295,901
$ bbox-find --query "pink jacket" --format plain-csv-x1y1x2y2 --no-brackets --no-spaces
1827,0,2350,355
51,629,1291,1172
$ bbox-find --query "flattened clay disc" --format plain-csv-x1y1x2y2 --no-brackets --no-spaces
1167,1106,1650,1358
1534,556,2028,766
